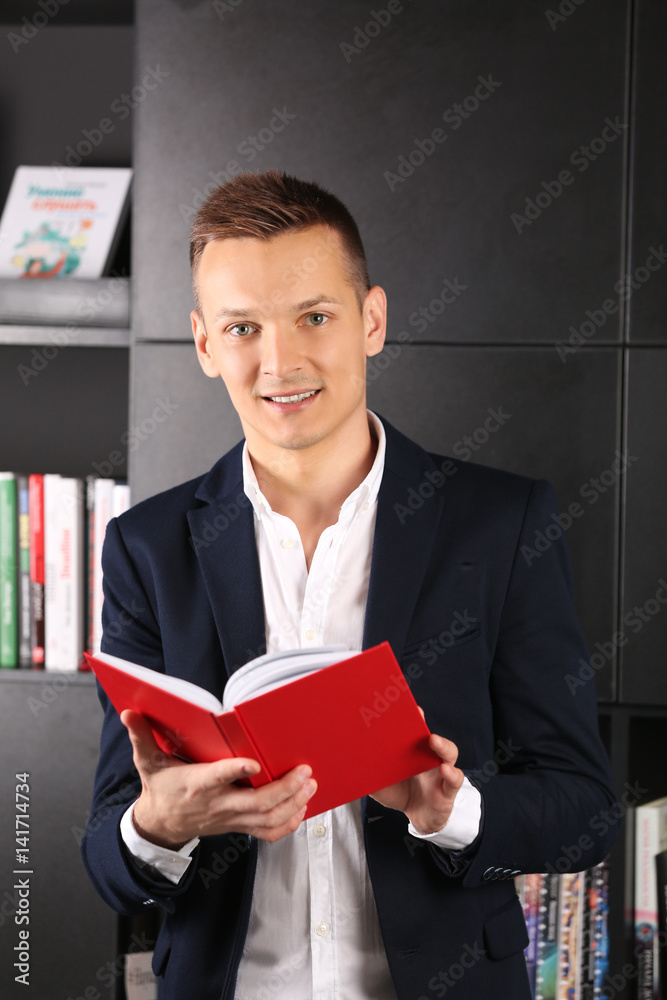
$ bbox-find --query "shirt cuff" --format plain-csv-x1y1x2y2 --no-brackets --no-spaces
120,801,200,886
407,776,482,851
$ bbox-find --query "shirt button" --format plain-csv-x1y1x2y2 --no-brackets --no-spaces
305,629,315,641
315,922,330,937
313,824,326,837
363,502,369,511
281,538,295,549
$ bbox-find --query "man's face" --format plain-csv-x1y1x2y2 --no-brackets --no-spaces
191,225,386,456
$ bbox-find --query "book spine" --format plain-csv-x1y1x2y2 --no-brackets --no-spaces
0,473,18,668
43,474,61,670
28,474,45,667
93,478,114,654
518,872,541,997
84,476,96,666
56,478,85,671
657,849,667,1000
579,867,595,1000
17,475,32,667
635,806,660,1000
536,872,560,1000
591,859,610,998
557,870,583,1000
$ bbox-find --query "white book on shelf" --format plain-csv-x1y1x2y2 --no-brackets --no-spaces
635,796,667,998
43,474,61,670
93,478,115,654
56,478,85,671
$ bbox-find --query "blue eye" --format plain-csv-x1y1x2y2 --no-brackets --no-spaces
229,323,255,337
305,313,327,326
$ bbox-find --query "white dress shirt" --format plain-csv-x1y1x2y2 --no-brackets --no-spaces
120,412,481,1000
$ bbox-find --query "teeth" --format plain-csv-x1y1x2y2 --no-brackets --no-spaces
268,390,318,403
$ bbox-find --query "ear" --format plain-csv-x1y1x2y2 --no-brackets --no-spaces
362,285,387,358
191,309,220,378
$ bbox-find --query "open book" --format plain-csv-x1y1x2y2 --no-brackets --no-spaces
84,642,439,817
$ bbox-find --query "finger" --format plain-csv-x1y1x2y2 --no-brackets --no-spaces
428,733,459,765
232,768,317,831
120,709,168,772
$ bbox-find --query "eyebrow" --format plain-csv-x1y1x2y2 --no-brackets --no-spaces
212,296,342,323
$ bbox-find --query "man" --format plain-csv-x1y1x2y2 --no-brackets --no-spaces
82,170,617,1000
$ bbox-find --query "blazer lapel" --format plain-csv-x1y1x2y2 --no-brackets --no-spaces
186,444,266,679
363,419,445,658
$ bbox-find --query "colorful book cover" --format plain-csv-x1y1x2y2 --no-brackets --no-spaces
16,474,32,668
0,473,18,667
0,165,131,279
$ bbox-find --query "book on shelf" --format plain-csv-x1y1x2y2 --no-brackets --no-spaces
84,641,440,818
0,473,18,668
517,859,610,1000
0,473,128,670
635,796,667,1000
0,165,132,279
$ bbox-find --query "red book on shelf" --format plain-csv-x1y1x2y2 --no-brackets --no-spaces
84,642,439,818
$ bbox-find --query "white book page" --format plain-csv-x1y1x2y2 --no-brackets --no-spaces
95,652,224,714
222,646,358,709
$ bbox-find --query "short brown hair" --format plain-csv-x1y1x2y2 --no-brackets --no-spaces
190,169,370,312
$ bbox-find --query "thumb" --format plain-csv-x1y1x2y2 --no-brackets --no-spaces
120,709,167,773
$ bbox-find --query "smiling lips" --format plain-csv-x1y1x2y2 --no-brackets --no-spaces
264,389,320,404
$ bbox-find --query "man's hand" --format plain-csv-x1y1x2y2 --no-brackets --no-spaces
121,710,317,850
369,731,464,835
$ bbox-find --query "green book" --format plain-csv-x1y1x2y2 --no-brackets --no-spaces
0,472,18,668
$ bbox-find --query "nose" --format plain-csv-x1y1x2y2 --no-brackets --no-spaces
259,325,303,379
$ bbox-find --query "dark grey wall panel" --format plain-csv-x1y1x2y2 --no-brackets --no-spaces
0,676,117,998
367,344,621,700
627,0,667,343
620,350,667,704
130,342,242,501
133,0,628,345
0,26,133,207
0,347,129,478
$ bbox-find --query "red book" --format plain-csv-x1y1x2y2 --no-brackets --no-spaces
28,474,45,668
84,642,440,818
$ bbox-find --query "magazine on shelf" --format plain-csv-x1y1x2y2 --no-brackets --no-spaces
0,165,131,279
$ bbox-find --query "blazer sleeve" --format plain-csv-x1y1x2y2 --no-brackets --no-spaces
429,478,618,884
80,516,201,915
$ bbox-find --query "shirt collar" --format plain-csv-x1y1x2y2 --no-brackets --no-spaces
242,411,386,522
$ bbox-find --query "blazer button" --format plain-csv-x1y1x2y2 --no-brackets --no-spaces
482,867,495,881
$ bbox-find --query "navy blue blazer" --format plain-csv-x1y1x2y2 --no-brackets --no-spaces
81,416,617,1000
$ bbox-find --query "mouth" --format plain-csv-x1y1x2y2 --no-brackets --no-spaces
261,388,321,412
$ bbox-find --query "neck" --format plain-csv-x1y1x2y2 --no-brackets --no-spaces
247,411,377,519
